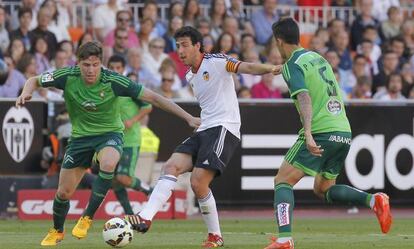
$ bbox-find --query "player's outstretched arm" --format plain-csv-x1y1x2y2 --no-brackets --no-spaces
15,76,40,108
237,62,282,75
139,88,201,128
297,91,324,157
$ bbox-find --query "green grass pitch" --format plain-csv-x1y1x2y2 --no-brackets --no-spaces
0,217,413,249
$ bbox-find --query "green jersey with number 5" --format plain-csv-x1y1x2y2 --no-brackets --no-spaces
281,48,351,135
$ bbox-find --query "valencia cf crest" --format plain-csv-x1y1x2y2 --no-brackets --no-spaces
203,71,209,81
2,106,34,162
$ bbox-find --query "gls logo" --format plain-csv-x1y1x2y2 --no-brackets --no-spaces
21,200,83,214
2,107,34,162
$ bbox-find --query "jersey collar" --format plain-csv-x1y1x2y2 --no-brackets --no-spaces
191,53,205,74
287,47,304,62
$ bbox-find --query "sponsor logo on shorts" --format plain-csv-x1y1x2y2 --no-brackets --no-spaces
329,135,351,145
277,203,290,226
326,98,342,115
202,159,209,165
106,139,118,146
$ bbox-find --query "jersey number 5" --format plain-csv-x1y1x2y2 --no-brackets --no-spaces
318,66,337,97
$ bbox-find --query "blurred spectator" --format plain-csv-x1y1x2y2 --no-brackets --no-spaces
138,0,167,38
227,0,255,35
266,48,289,95
30,7,58,60
156,57,183,91
16,53,37,80
362,25,381,47
401,62,414,97
9,0,39,31
350,0,379,50
137,17,156,52
212,32,237,54
251,73,282,99
183,0,201,27
358,39,378,76
0,58,26,97
240,33,257,57
78,32,94,48
327,18,346,48
210,0,227,41
168,1,184,19
7,38,26,66
92,0,121,42
372,0,400,22
31,36,52,74
51,49,69,71
41,0,71,42
104,10,139,49
315,27,330,46
237,86,252,98
125,47,159,88
389,36,408,68
195,17,212,36
331,30,352,71
347,55,370,94
142,38,168,80
348,75,372,99
108,54,127,75
104,28,129,63
127,72,138,83
372,50,399,94
58,40,76,66
380,6,403,40
251,0,279,45
203,34,215,53
373,73,406,100
240,50,262,88
9,7,33,51
324,49,350,92
401,19,414,54
0,6,9,54
309,35,328,55
162,16,183,53
222,16,241,50
154,66,180,98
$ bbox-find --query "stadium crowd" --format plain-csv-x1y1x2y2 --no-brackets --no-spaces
1,0,414,101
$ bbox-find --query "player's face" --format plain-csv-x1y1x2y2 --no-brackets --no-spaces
79,55,102,84
176,37,200,66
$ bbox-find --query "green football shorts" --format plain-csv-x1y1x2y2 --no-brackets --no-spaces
116,146,140,177
285,131,352,180
62,132,123,169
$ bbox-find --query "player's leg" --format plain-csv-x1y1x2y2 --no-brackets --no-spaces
41,167,86,246
114,146,151,215
316,132,392,233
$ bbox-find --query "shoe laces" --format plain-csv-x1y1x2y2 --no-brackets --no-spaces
78,216,92,229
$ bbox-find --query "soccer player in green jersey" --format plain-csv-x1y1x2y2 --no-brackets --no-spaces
15,41,200,246
108,55,153,215
264,18,392,249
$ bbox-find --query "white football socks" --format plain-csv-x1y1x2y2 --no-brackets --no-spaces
139,175,177,220
198,190,221,237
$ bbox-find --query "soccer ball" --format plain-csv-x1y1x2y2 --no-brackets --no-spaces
102,217,134,248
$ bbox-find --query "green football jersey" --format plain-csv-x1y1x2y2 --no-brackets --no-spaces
38,66,145,137
119,97,151,147
282,48,351,135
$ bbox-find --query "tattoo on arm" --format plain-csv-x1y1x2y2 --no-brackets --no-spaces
297,91,312,134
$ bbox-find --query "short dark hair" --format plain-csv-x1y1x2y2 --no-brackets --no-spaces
272,17,300,45
18,7,32,19
108,54,126,68
174,26,204,53
76,41,103,61
363,25,377,33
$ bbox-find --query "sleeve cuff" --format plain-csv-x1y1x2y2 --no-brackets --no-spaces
290,88,308,98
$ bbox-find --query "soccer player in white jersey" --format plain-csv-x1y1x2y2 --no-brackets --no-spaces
126,26,280,247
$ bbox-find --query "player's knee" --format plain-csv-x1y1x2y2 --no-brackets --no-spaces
163,161,180,176
190,178,207,197
313,187,326,199
57,188,73,200
116,175,131,186
99,159,117,172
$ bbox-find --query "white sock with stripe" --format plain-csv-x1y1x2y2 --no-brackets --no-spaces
198,190,221,237
139,175,177,220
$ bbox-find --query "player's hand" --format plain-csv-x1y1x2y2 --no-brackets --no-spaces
124,119,134,129
305,133,324,157
271,65,283,75
187,116,201,129
15,93,32,108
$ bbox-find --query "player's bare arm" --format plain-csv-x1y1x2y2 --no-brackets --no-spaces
296,91,324,157
16,76,41,107
139,88,201,128
124,106,152,129
237,62,281,75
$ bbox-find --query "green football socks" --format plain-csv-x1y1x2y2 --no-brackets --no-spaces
53,195,70,232
84,169,114,218
325,184,372,208
274,183,295,238
113,185,134,215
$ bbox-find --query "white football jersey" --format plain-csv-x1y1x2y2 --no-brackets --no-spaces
185,53,241,139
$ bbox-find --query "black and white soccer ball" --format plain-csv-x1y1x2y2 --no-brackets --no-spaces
102,217,134,248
